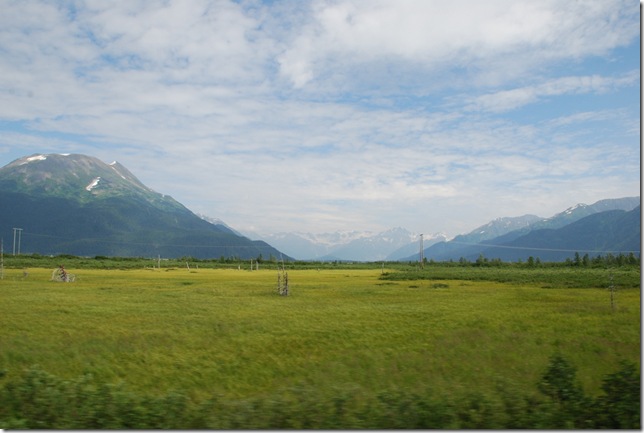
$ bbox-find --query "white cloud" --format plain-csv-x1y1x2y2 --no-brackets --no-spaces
277,0,638,89
465,71,639,113
0,0,639,237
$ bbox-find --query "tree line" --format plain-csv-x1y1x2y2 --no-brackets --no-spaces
430,252,640,268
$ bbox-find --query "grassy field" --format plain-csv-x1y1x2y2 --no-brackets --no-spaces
0,263,640,428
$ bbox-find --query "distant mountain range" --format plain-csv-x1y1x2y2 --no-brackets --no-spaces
402,197,640,262
0,153,287,259
259,228,447,262
255,197,639,262
0,153,638,263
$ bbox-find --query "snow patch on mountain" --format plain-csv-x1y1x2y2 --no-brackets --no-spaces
564,203,586,215
110,164,127,180
19,154,47,165
85,177,101,191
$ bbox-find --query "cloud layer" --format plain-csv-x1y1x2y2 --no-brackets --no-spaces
0,0,639,236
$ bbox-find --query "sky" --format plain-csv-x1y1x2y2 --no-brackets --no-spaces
0,0,640,238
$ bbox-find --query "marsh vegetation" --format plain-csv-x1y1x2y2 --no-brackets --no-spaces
0,256,639,428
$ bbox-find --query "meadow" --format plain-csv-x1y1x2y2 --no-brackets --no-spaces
0,260,640,428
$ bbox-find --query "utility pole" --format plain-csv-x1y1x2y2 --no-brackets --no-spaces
1,238,4,280
419,233,424,269
609,273,616,312
12,228,22,256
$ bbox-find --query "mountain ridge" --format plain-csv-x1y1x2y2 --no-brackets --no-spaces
258,227,437,261
471,206,641,262
247,197,639,262
0,153,289,260
403,197,640,262
1,153,638,262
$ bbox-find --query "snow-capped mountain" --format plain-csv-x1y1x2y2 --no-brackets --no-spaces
326,227,419,262
402,196,640,262
259,227,430,261
460,214,543,244
0,153,287,259
540,197,640,226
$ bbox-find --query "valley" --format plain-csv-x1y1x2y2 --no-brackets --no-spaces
0,154,639,263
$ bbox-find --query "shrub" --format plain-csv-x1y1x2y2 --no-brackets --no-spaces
0,357,640,429
592,361,641,429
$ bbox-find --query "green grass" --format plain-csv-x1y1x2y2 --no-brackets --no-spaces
0,264,641,428
381,264,641,288
0,265,640,427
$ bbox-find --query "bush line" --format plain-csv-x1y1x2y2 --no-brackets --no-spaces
0,354,639,429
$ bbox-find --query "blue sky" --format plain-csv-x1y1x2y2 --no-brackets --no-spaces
0,0,639,238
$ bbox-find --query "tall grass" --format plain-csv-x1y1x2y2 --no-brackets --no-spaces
382,263,641,288
0,266,639,428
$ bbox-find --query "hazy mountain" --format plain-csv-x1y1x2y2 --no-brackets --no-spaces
386,232,449,261
0,153,288,259
459,214,543,244
323,227,419,261
406,197,640,262
258,232,337,260
260,227,424,261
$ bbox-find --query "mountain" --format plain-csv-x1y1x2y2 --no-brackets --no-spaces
500,197,641,241
458,214,543,244
259,232,336,260
260,227,429,261
322,227,420,262
0,153,288,259
474,206,641,262
196,213,245,237
409,214,546,262
406,197,640,262
386,232,448,261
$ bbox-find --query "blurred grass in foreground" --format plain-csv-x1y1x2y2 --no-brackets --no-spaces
0,265,639,428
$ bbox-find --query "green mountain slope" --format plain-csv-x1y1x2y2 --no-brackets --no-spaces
0,153,287,259
407,197,640,262
475,206,641,262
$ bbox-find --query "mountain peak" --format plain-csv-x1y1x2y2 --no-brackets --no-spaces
1,153,155,203
459,214,543,244
260,227,446,261
562,203,587,215
411,196,640,262
0,152,289,260
546,197,639,222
